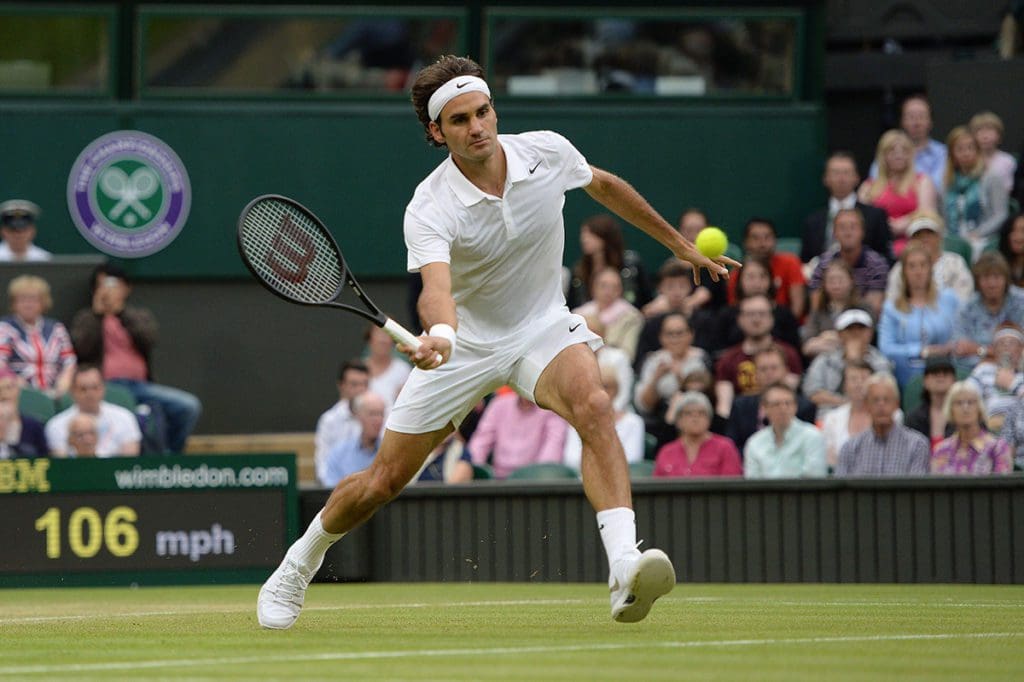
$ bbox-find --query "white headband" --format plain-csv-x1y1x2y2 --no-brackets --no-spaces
428,76,491,122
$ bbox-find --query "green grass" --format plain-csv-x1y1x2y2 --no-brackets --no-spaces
1,583,1022,680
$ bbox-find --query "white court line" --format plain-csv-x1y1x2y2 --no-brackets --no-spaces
0,632,1019,676
0,599,588,626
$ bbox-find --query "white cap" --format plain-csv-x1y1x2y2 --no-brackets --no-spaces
835,309,873,331
906,215,943,238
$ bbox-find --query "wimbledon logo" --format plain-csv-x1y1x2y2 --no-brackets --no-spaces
67,130,191,258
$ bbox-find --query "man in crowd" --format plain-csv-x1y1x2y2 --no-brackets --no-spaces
807,208,889,317
45,364,140,457
66,413,100,458
801,151,891,263
727,345,816,453
321,392,387,487
884,212,974,304
731,217,806,320
870,94,948,196
0,200,52,262
467,391,568,479
835,373,930,476
743,383,827,479
952,253,1024,371
314,360,370,484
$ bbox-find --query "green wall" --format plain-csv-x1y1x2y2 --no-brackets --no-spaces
1,100,825,279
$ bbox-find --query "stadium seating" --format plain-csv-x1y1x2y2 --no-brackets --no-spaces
943,234,973,264
900,366,970,414
17,387,55,422
55,382,137,412
507,463,579,480
472,463,494,480
775,237,802,255
629,460,655,478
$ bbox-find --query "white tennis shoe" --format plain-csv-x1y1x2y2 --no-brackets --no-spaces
257,558,315,629
609,548,676,623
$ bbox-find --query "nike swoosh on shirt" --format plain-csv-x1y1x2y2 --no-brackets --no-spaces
569,323,582,332
529,161,542,174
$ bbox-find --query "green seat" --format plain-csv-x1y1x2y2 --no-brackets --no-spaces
507,463,579,480
644,432,659,460
725,243,743,262
944,234,972,264
629,460,656,479
471,463,493,480
901,374,924,414
18,387,56,422
56,382,138,412
983,236,1001,254
775,237,802,255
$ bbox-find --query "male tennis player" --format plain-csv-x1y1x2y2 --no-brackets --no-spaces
258,56,736,629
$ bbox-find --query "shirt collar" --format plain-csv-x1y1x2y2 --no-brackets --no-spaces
443,137,527,207
829,194,856,213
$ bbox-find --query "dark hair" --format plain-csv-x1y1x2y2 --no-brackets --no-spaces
656,258,689,283
677,208,707,226
734,255,777,300
812,258,861,313
743,217,777,240
574,214,625,297
753,343,788,367
833,207,865,230
902,93,931,113
73,363,102,381
826,150,858,169
972,251,1012,294
337,360,369,383
89,263,130,294
997,212,1024,264
410,55,486,148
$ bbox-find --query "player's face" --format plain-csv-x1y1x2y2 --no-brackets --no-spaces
824,158,859,198
430,92,498,164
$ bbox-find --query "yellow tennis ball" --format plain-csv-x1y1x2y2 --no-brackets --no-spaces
695,227,728,259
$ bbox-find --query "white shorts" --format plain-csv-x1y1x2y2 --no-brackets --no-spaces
386,309,602,434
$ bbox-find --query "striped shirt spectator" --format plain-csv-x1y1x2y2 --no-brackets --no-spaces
809,247,889,300
998,401,1024,469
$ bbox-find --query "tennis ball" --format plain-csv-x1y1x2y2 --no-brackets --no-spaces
695,227,728,259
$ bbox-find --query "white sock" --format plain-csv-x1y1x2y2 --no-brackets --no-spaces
597,507,639,567
285,511,344,575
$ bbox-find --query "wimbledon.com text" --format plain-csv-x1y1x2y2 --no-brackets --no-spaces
114,464,289,490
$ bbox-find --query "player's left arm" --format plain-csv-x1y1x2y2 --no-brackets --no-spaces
583,165,738,283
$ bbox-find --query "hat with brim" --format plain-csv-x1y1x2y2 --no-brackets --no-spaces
0,199,40,230
906,215,944,238
923,355,955,374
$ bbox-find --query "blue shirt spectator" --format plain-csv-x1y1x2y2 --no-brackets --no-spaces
952,254,1024,370
320,392,386,487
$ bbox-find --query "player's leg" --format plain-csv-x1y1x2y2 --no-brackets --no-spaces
258,425,451,629
532,342,674,623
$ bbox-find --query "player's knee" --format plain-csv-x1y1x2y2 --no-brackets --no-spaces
574,386,613,428
363,468,404,506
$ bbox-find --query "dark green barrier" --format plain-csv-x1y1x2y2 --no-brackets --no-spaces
0,101,824,279
0,454,297,587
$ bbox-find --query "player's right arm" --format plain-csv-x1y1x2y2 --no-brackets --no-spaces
404,261,457,370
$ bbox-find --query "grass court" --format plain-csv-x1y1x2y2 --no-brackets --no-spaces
1,582,1022,680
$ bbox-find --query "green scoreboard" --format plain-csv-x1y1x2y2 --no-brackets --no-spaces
0,455,297,587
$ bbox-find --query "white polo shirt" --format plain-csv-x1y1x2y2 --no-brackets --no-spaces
45,401,141,457
404,131,593,345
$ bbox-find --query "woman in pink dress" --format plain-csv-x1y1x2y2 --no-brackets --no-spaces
653,391,742,478
859,129,938,256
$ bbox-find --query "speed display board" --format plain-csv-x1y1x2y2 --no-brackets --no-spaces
0,454,297,587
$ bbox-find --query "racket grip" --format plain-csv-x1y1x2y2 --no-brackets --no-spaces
383,317,421,349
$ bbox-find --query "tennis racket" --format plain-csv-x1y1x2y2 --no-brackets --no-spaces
236,194,430,356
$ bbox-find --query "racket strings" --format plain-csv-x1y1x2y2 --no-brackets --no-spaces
240,201,344,304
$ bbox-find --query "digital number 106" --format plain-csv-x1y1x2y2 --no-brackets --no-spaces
34,506,139,559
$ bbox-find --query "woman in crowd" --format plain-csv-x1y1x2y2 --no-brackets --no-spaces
0,275,76,398
943,126,1010,262
572,267,645,359
996,212,1024,288
965,322,1024,433
883,211,975,305
820,360,880,470
969,111,1017,194
566,214,652,309
563,365,644,472
878,243,960,386
653,391,742,478
859,129,938,255
931,381,1012,474
952,252,1024,370
363,325,411,407
0,367,48,457
716,256,801,352
905,356,957,450
634,313,707,416
800,259,860,359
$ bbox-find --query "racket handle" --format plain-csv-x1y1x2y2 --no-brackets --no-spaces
383,317,445,366
383,317,421,349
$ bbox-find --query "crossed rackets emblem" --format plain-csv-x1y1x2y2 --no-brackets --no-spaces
98,166,160,227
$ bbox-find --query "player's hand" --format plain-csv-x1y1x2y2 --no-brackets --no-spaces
398,335,450,370
672,242,740,285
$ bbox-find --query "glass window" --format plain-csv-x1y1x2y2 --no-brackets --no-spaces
486,11,799,98
139,9,464,96
0,10,112,94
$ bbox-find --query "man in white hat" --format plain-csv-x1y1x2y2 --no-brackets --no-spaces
0,200,51,262
884,211,973,304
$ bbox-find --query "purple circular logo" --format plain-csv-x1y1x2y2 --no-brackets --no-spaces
67,130,191,258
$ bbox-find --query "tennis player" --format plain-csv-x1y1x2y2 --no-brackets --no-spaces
259,56,735,629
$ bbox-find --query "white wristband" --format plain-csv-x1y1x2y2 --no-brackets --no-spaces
428,323,457,354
